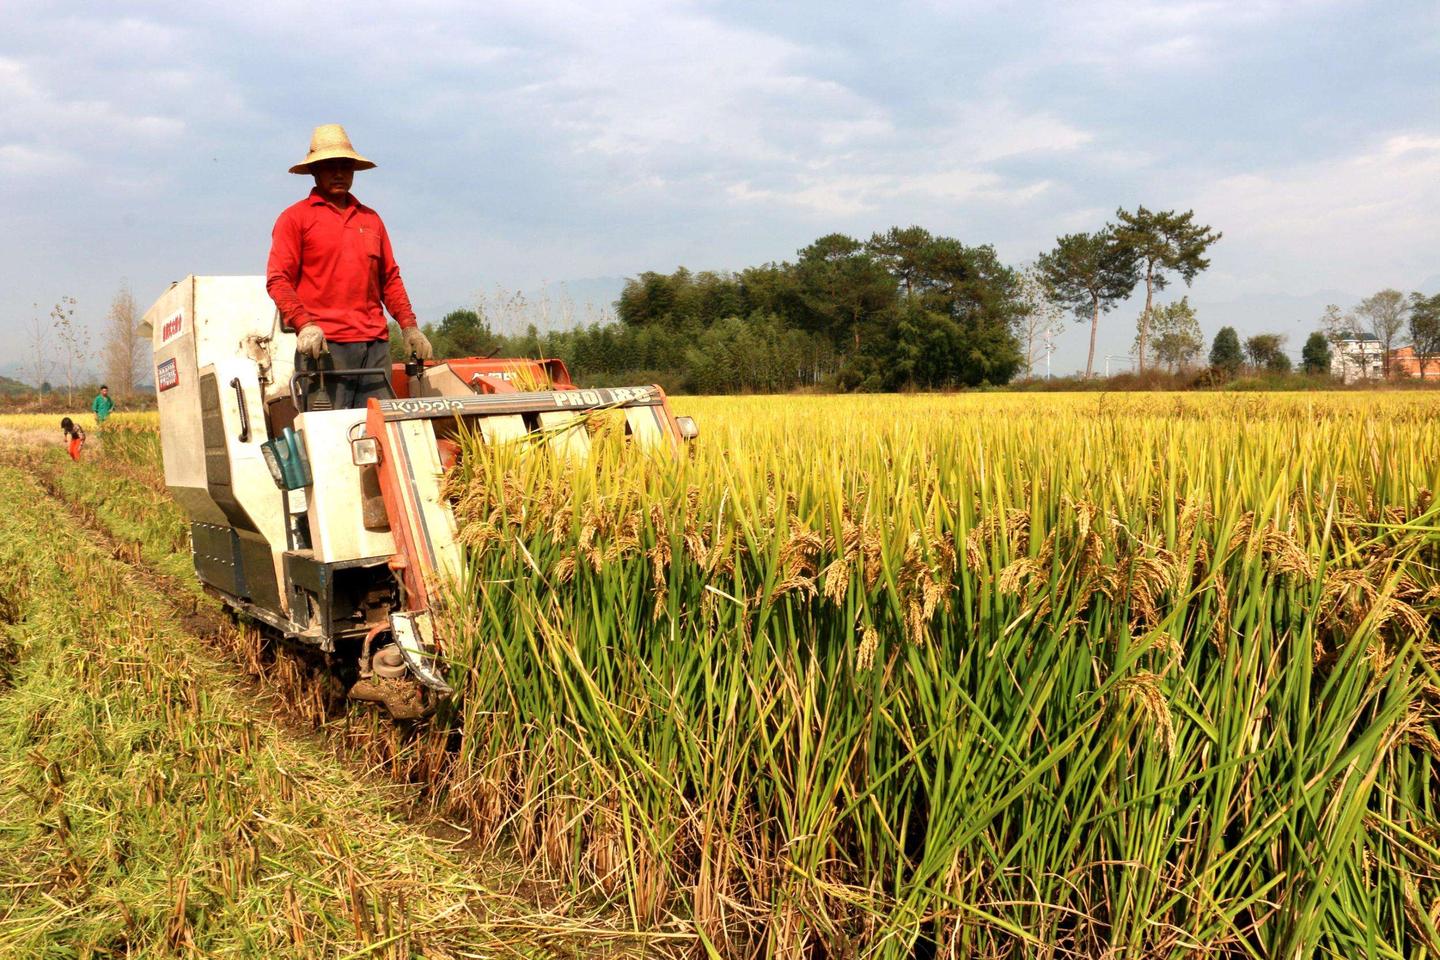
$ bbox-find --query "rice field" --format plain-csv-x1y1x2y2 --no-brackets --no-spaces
2,393,1437,958
0,410,158,451
437,392,1440,957
0,411,160,431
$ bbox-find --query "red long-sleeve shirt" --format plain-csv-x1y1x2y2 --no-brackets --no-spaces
266,189,418,343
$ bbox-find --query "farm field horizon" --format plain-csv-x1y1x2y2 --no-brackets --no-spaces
1,392,1437,958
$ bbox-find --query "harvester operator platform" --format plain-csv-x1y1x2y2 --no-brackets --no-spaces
265,123,432,410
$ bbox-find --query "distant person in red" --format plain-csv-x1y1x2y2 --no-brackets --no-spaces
266,124,432,410
61,417,85,461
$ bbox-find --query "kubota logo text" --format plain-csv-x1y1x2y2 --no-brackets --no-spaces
160,312,183,344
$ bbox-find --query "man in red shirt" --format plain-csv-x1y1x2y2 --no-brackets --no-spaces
267,124,432,409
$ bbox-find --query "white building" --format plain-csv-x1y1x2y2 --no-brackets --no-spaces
1331,334,1383,383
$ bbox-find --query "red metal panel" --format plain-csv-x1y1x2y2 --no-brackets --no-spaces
365,398,431,612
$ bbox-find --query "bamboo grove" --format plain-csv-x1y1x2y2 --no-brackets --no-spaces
435,393,1440,957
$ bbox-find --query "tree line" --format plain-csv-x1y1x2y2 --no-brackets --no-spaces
415,228,1027,392
418,207,1235,392
1185,286,1440,383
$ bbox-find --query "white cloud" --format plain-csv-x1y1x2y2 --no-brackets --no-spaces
714,96,1087,218
1047,0,1334,71
0,57,39,99
0,142,76,176
932,103,1093,163
493,0,1100,210
1191,132,1440,293
726,165,1054,217
728,175,884,216
503,4,887,172
0,48,211,192
477,3,1100,218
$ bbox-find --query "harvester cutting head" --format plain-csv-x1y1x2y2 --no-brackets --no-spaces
347,356,697,717
362,355,697,624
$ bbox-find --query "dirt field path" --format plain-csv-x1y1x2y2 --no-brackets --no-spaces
0,448,680,958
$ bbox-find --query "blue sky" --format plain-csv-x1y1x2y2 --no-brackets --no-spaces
2,0,1436,375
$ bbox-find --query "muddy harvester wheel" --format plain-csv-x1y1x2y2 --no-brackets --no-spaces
348,642,431,720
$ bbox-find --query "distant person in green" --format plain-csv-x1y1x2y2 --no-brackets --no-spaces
91,384,113,423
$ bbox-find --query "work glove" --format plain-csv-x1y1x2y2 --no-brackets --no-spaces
403,325,434,361
296,323,328,360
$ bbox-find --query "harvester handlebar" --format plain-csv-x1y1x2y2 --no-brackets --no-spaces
290,367,397,412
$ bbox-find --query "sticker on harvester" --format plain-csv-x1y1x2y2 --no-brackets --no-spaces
159,311,184,345
378,386,658,420
157,358,179,392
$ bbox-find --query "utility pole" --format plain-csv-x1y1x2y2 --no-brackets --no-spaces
1104,355,1135,377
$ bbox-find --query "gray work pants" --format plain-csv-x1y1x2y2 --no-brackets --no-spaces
295,339,392,411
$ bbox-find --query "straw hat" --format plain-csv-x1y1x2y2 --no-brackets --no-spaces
289,124,376,174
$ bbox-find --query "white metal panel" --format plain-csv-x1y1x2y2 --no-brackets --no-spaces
624,406,665,449
537,411,591,459
147,275,299,613
205,356,293,609
148,275,295,508
415,365,473,398
192,276,286,372
479,414,528,445
148,278,208,502
395,419,463,590
297,409,397,563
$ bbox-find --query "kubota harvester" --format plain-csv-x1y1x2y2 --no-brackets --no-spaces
145,276,696,718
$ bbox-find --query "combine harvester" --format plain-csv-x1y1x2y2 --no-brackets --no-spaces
144,276,696,718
